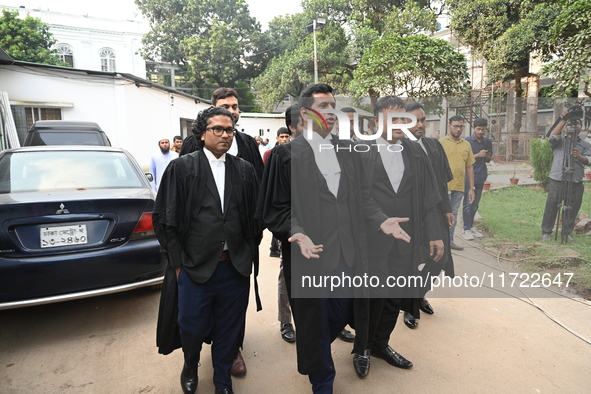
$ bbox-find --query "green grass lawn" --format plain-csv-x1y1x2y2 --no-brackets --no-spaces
477,184,591,296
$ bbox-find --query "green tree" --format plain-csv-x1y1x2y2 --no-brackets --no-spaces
0,9,69,66
542,0,591,97
253,23,352,112
351,34,469,98
447,0,556,134
254,0,441,110
136,0,268,92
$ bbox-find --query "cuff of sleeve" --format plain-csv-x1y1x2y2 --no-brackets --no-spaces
168,251,182,269
290,225,305,239
374,213,390,232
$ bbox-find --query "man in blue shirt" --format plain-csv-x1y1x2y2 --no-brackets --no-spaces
462,118,492,240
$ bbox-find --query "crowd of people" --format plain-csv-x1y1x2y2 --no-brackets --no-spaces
149,85,590,394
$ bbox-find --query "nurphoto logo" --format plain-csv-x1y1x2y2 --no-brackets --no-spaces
303,108,417,153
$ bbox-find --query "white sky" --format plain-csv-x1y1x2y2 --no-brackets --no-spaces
0,0,302,29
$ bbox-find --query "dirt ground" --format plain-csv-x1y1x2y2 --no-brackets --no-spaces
1,230,590,393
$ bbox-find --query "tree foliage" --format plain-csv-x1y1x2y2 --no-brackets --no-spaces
529,137,553,190
254,0,443,110
351,34,469,97
135,0,269,93
542,0,591,96
253,24,352,111
0,9,69,66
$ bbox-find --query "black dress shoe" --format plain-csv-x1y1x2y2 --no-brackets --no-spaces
403,312,418,329
370,345,413,369
180,362,198,394
215,389,233,394
338,328,355,342
419,298,434,315
353,349,370,378
281,322,296,343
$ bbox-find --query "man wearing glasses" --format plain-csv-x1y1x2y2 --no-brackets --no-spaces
440,115,475,250
154,107,261,394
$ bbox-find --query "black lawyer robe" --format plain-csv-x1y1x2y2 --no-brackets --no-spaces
256,134,388,375
421,137,455,278
153,150,263,355
359,139,442,312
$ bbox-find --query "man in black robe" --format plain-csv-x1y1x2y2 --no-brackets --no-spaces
402,101,456,329
153,107,261,394
257,84,410,393
352,96,443,377
180,87,262,376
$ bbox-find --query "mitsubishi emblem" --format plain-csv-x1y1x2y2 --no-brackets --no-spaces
56,203,70,214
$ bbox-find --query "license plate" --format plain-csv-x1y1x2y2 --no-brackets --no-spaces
40,224,88,248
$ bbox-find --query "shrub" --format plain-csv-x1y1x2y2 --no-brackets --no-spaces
530,137,553,190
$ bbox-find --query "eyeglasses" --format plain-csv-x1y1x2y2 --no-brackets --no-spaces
205,126,236,136
451,125,465,129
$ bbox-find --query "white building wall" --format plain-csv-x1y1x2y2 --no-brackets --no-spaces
3,6,147,78
238,115,286,142
0,64,208,168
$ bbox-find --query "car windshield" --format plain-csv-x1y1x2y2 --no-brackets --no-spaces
0,151,144,193
30,132,104,146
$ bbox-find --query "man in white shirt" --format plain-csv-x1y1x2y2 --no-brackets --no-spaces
258,84,410,393
153,107,260,394
354,96,443,378
149,137,178,191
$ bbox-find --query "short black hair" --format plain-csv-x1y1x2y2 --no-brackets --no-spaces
191,107,235,149
277,126,291,137
473,117,488,128
173,135,182,142
286,104,301,129
341,107,356,113
449,115,464,124
374,96,405,117
299,84,333,109
211,87,239,106
405,102,424,113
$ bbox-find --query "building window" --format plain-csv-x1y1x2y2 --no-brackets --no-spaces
99,48,116,72
24,108,62,130
56,44,74,67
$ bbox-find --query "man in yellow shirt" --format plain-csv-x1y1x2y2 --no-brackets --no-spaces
440,116,475,250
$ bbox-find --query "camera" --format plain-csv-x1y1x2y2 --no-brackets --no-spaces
564,103,583,121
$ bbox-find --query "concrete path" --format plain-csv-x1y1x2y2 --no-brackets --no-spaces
1,229,590,393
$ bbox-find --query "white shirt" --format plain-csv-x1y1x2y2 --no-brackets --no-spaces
377,137,404,193
149,150,178,191
418,136,428,154
203,148,226,213
227,134,239,157
203,148,228,250
305,132,341,197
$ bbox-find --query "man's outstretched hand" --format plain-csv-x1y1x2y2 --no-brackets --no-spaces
380,217,411,243
289,233,323,259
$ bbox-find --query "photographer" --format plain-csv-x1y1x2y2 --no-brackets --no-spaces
541,108,591,241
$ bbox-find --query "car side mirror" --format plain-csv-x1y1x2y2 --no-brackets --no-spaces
145,173,154,182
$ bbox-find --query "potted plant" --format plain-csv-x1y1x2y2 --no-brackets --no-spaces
510,165,519,185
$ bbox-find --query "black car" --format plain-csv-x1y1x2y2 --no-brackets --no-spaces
23,120,111,146
0,146,165,309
